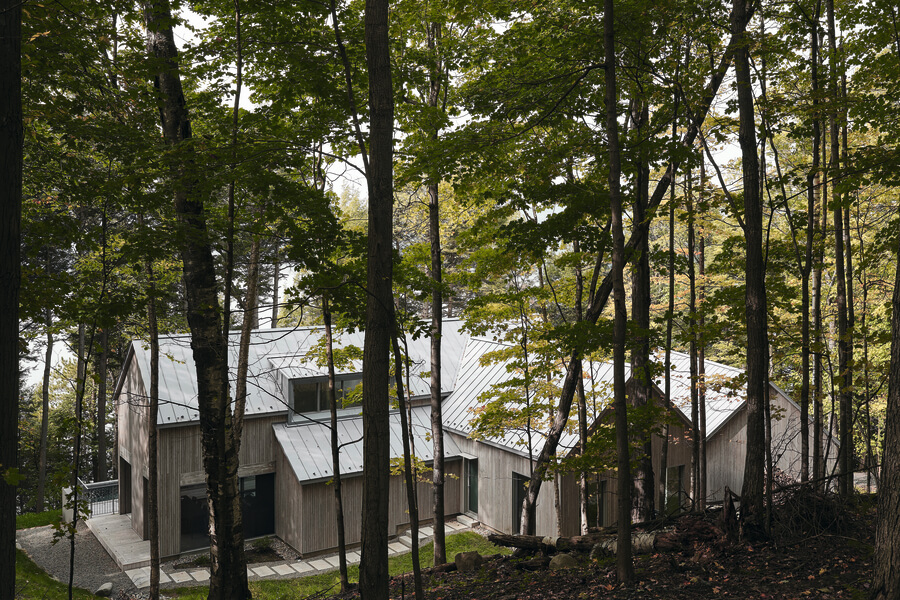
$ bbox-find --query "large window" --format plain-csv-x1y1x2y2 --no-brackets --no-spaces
180,473,276,552
290,375,362,418
465,459,478,515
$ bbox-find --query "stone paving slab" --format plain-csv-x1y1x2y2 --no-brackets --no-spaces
252,565,276,577
346,551,361,563
191,570,210,582
309,559,331,571
170,571,193,584
323,556,340,568
420,526,434,537
273,564,295,576
446,521,465,531
388,542,406,555
126,566,171,588
293,561,315,574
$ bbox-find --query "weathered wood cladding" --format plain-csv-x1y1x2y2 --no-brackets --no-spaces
594,417,693,527
274,442,302,553
117,354,148,540
291,459,462,556
155,414,284,556
446,432,564,536
706,389,839,502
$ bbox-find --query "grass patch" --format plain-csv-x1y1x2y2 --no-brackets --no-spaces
167,530,511,600
16,509,62,530
15,549,99,599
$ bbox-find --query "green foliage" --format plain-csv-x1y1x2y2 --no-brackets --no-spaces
15,509,61,530
14,550,99,599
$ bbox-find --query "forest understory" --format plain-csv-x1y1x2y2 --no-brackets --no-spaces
337,492,876,600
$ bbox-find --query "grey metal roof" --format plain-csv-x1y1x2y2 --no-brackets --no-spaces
272,405,462,483
442,337,750,458
127,320,469,427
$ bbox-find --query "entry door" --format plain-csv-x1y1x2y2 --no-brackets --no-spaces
119,458,132,515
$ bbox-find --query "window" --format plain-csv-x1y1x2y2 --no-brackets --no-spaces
465,459,478,515
512,472,529,534
179,473,276,552
290,375,362,418
666,464,686,515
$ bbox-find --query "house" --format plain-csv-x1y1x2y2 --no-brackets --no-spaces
113,322,831,558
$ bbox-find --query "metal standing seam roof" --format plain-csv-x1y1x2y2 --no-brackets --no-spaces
127,319,469,427
272,405,462,483
442,336,750,458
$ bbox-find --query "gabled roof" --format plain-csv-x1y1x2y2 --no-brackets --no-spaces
442,336,751,458
273,405,462,483
119,320,469,427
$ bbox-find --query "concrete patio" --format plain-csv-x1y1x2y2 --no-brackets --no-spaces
86,513,473,589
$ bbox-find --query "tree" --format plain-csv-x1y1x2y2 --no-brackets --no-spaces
0,0,22,595
732,0,767,540
144,1,250,597
359,0,394,598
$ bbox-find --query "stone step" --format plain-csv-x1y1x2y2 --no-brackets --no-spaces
456,514,479,528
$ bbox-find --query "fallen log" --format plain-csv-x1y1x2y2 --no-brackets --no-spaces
487,533,606,552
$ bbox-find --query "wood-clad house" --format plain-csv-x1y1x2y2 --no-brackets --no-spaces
114,322,831,558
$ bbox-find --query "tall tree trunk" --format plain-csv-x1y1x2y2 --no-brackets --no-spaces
0,0,22,594
630,98,655,524
688,168,700,509
661,92,678,514
428,181,447,565
95,328,109,482
575,239,589,534
360,0,393,596
393,334,424,600
825,0,851,499
698,208,707,509
68,325,87,600
38,318,53,512
604,0,633,582
802,8,821,484
871,230,900,599
145,249,161,600
814,168,826,486
271,258,280,328
733,0,767,540
144,2,250,597
841,73,855,490
324,298,350,591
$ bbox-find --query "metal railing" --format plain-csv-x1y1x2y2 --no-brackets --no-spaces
77,477,119,517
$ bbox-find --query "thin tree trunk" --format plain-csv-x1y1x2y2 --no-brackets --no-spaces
630,97,655,523
393,333,424,600
0,0,22,595
733,0,767,540
144,2,249,596
324,298,350,591
604,0,633,581
428,180,447,565
688,168,700,509
68,325,87,600
271,258,280,328
825,0,852,499
360,0,393,595
574,238,589,535
95,328,109,482
661,90,678,515
145,245,161,600
37,317,53,512
802,8,821,483
698,203,707,509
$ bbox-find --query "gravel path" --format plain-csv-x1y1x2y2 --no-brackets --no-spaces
17,521,135,596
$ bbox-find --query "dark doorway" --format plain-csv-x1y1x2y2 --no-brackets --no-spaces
465,459,479,515
512,472,529,534
142,477,149,539
119,458,132,515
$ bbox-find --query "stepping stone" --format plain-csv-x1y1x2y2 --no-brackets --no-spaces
190,570,210,582
346,551,361,564
252,565,276,577
388,542,406,555
309,559,331,571
126,567,150,589
323,556,340,568
420,526,434,538
293,562,315,574
399,534,412,547
273,565,295,576
158,571,172,584
170,571,193,584
446,521,465,531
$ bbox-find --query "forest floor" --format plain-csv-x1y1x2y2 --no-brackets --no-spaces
333,491,876,600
